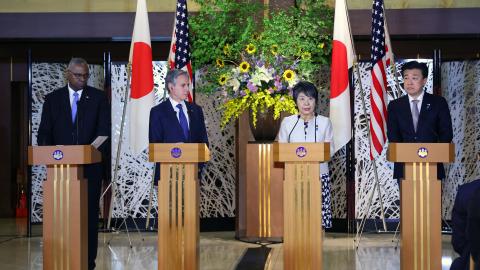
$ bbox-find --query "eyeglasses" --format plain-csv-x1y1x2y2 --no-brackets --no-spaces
69,71,90,79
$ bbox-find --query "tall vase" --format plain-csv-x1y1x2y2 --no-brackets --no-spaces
248,108,281,142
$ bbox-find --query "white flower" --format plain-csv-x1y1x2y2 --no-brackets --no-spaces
250,65,274,86
227,78,241,92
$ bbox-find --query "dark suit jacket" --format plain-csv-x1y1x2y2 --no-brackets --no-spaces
37,85,110,180
468,185,480,269
387,92,453,179
149,99,209,182
451,180,480,270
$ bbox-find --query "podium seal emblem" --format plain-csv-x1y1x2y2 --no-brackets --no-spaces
296,146,307,158
52,150,63,160
417,147,428,158
171,147,182,158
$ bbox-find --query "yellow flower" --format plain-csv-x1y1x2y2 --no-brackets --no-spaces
282,69,296,83
239,61,250,73
223,44,231,56
216,58,225,68
252,33,260,40
218,74,228,85
245,43,256,54
318,42,325,49
270,44,278,55
301,51,311,60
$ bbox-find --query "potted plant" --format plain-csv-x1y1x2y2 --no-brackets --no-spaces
190,0,333,141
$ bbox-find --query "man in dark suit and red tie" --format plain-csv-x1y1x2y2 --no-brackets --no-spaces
149,69,209,182
386,60,453,180
38,58,110,270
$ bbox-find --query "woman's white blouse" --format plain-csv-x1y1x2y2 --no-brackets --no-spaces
277,114,334,175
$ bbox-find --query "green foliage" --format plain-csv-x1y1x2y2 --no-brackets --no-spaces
189,0,262,71
189,0,333,128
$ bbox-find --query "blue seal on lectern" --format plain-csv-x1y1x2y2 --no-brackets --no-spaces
171,147,182,158
52,150,63,160
296,146,307,158
417,147,428,158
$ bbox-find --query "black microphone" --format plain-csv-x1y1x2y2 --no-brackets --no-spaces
288,115,301,143
314,113,317,143
304,121,309,140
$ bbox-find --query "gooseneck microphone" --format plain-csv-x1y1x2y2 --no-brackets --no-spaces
288,115,301,143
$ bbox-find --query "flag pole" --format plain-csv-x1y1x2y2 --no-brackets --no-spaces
383,12,403,99
342,0,388,246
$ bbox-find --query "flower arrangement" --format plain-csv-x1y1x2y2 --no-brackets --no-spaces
190,0,333,129
216,43,301,128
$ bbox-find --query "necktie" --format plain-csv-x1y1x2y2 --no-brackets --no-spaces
72,92,79,123
411,99,419,132
176,104,189,141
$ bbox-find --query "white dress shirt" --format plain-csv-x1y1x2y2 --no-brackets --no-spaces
68,84,83,109
277,114,334,175
408,90,424,113
169,97,190,128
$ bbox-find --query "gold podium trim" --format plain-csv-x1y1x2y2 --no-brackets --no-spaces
29,145,98,270
390,143,454,270
274,142,329,270
151,143,209,270
159,163,199,270
258,144,272,237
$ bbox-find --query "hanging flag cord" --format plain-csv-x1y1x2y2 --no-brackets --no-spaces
100,63,145,247
341,0,389,248
352,61,389,249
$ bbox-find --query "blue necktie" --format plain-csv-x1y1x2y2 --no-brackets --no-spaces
176,104,189,141
72,92,79,123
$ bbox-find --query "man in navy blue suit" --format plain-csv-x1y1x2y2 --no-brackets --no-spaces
387,61,453,180
451,179,480,270
149,69,209,182
468,182,480,270
38,58,110,270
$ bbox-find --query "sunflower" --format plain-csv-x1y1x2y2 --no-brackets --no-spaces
223,44,231,56
282,69,296,83
218,74,228,85
239,61,250,73
301,51,311,60
245,43,256,54
216,58,225,68
270,44,279,55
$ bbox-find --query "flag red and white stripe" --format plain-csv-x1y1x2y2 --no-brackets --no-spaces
330,0,355,153
369,0,392,158
129,0,155,154
168,0,193,102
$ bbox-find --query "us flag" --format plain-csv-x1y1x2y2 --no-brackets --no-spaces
168,0,194,102
368,0,392,159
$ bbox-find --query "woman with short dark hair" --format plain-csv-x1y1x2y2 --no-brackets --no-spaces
277,81,334,228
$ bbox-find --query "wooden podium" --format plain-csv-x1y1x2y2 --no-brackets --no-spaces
149,143,210,270
28,145,101,270
387,143,454,270
273,142,330,270
245,143,284,240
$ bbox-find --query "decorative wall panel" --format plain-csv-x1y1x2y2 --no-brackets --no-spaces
31,60,478,223
441,61,480,219
316,67,347,219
